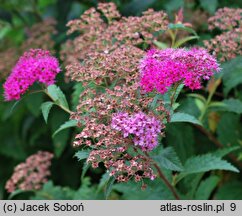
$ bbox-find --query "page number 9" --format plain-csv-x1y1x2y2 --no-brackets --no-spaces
230,203,236,211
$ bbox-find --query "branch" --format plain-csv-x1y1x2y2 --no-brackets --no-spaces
144,152,180,200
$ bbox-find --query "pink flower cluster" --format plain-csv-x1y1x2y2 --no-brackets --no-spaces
5,151,53,193
140,48,220,94
111,112,161,151
3,49,60,101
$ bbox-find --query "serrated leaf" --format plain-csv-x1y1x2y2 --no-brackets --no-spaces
98,172,110,192
75,150,91,161
41,102,54,123
52,119,77,137
47,84,69,109
223,98,242,114
153,147,183,171
31,181,74,200
113,178,174,200
105,176,115,200
213,146,240,158
195,175,220,200
176,153,239,183
170,112,202,125
81,162,90,181
73,177,97,200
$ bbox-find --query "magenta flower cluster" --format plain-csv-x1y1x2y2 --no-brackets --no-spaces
139,48,220,94
111,112,161,151
3,49,60,101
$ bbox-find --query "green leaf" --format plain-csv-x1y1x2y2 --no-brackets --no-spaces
170,112,202,125
105,177,115,200
222,56,242,95
199,0,218,14
174,36,199,48
165,0,184,13
113,178,174,200
217,113,242,147
52,119,77,137
72,83,84,109
38,0,56,9
183,173,204,199
177,97,201,118
75,150,91,161
25,93,44,116
187,93,206,103
31,181,74,200
41,102,54,123
208,101,226,108
153,40,168,49
81,162,90,181
122,0,156,15
213,146,240,158
149,94,163,110
73,177,98,200
47,85,69,109
166,123,195,163
153,147,183,171
173,84,184,102
98,172,110,193
53,129,69,157
176,153,239,182
50,111,70,157
195,175,220,200
168,23,198,36
215,181,242,200
223,98,242,114
8,189,32,200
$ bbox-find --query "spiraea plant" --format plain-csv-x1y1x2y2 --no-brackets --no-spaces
60,3,239,199
2,2,241,200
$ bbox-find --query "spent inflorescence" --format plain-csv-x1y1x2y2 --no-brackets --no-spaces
204,8,242,62
3,49,60,101
5,151,53,193
65,3,169,185
62,2,168,82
